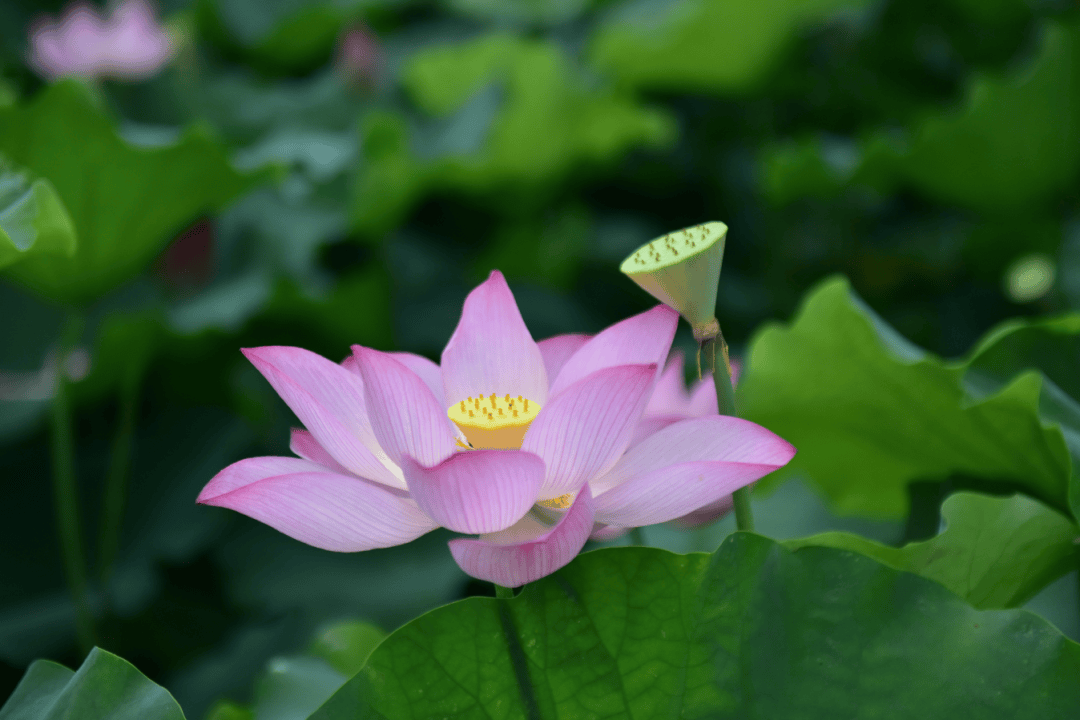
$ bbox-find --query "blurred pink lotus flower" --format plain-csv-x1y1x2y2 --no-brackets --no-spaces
336,23,380,89
198,271,793,587
28,0,174,81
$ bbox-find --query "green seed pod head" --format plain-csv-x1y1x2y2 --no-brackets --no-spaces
619,221,727,332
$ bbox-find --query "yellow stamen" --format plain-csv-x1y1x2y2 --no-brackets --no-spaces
537,493,575,509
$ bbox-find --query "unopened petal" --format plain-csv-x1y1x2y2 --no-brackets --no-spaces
644,350,691,416
198,457,432,551
537,333,591,386
440,270,548,405
243,346,404,488
549,304,677,397
400,450,544,534
352,346,456,468
688,375,719,416
522,363,657,498
448,488,595,587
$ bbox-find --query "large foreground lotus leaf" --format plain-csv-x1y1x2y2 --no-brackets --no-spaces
0,647,185,720
588,0,874,93
738,275,1080,520
0,81,272,303
0,162,76,272
787,492,1079,609
308,534,1080,719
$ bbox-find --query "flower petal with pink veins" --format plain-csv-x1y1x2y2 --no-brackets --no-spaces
198,457,432,551
440,270,548,406
674,495,735,527
522,363,657,498
387,352,446,408
448,488,595,587
537,333,591,385
590,415,795,497
399,450,544,534
688,376,719,416
548,304,677,397
644,350,691,416
594,460,776,527
628,413,686,447
289,428,350,475
352,347,456,468
243,347,404,488
589,523,628,541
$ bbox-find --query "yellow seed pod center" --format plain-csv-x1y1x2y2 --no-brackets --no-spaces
448,393,541,450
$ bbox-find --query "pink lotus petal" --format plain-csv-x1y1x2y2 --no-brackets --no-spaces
198,457,432,551
644,350,691,416
537,333,591,386
352,346,455,468
448,487,595,586
27,0,172,81
243,346,404,488
522,363,657,498
289,428,350,475
388,352,446,409
399,450,544,534
102,0,173,78
674,495,735,527
591,415,795,497
628,413,686,447
594,460,774,527
589,523,628,541
440,270,548,406
548,304,677,397
688,375,719,416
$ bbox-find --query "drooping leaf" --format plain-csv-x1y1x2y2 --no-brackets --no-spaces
588,0,874,93
0,647,186,720
405,35,675,187
350,35,675,234
786,492,1079,609
308,534,1080,719
738,275,1080,520
0,162,76,271
0,81,273,303
890,20,1080,213
763,20,1080,213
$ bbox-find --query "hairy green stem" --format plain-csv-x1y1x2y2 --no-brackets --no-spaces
629,526,647,546
98,371,142,588
699,328,755,532
51,312,95,652
494,584,514,599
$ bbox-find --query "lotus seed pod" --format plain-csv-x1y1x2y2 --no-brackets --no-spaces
619,221,727,333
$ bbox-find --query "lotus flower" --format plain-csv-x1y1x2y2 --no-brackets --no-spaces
28,0,174,81
198,271,794,587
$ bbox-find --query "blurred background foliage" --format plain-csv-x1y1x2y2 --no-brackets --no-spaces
2,0,1080,716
